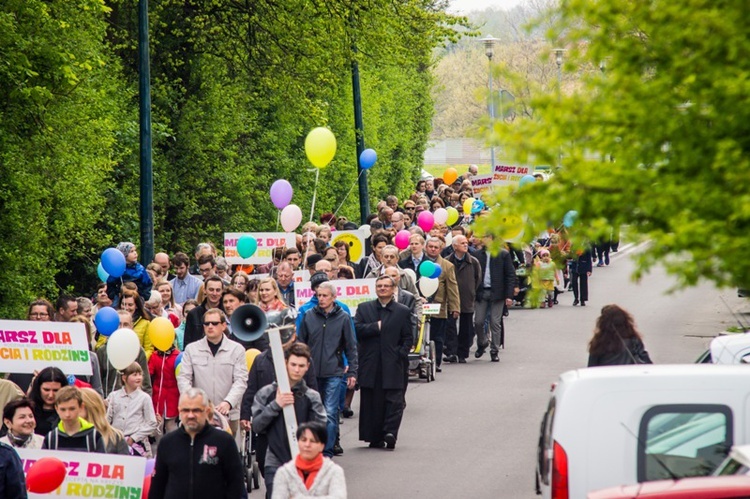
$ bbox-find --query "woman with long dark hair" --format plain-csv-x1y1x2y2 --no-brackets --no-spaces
29,367,69,436
588,305,653,367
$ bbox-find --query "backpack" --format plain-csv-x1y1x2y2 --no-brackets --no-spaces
48,427,99,451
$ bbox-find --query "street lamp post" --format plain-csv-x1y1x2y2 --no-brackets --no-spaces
554,48,565,99
138,0,154,265
482,35,498,171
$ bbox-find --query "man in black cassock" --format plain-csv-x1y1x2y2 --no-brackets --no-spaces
354,275,413,450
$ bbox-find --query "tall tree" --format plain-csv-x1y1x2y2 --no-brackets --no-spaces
475,0,750,289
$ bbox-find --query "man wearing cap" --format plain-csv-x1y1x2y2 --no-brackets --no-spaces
106,242,153,304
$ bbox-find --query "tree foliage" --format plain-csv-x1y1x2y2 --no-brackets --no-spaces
475,0,750,289
0,0,464,317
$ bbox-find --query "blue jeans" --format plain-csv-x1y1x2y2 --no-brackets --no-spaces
317,377,340,457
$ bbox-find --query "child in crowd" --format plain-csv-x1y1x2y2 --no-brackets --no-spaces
175,299,198,350
148,341,181,443
106,362,158,457
106,241,153,306
536,249,559,308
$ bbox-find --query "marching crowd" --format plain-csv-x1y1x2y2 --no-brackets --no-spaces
0,165,619,498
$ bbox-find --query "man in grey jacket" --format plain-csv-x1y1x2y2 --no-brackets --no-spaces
252,343,326,498
298,282,358,458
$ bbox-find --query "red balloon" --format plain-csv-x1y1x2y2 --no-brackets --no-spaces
142,474,152,499
26,457,67,494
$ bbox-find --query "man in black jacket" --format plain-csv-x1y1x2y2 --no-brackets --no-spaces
474,236,516,362
251,343,326,498
0,441,26,497
149,387,246,499
182,276,224,348
298,282,357,458
354,276,413,450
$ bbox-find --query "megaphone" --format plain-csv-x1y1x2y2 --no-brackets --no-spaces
230,304,268,342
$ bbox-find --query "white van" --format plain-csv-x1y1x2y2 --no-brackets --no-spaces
535,364,750,499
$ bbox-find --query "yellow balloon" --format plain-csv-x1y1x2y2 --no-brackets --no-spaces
245,348,262,371
499,215,525,243
463,198,474,215
305,127,337,168
446,207,459,226
175,365,181,377
148,317,176,352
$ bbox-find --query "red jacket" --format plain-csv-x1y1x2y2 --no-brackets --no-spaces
148,348,180,418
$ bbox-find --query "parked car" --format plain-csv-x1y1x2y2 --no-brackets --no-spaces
587,475,750,498
695,333,750,364
535,365,750,499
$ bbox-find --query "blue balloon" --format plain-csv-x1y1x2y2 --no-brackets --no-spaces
97,262,109,282
430,264,442,279
563,210,578,228
94,307,120,337
101,248,126,278
471,199,485,214
519,174,536,187
359,148,377,170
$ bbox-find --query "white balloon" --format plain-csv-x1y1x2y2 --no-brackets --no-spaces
444,232,453,247
419,277,439,297
359,224,372,238
433,207,448,225
107,328,141,370
403,268,417,284
280,204,303,232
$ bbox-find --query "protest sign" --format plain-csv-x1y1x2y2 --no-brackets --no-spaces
0,320,92,375
293,270,310,282
294,279,377,316
224,232,295,265
492,165,532,187
471,174,495,198
330,230,366,262
18,448,146,498
422,303,441,315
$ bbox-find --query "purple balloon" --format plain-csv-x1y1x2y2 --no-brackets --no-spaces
270,180,293,210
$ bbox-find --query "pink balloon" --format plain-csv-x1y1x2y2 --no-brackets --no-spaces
417,211,435,232
433,207,448,225
394,230,411,250
280,204,303,232
270,179,293,210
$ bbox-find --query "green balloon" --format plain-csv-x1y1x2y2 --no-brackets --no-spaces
237,235,258,259
419,260,436,278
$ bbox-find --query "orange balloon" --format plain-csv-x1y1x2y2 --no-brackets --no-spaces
443,168,458,185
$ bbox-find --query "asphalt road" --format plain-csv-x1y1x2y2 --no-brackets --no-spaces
330,244,748,498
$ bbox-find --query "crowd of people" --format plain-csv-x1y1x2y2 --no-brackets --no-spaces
0,165,625,498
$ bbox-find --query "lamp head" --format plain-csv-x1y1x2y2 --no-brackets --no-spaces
482,35,498,59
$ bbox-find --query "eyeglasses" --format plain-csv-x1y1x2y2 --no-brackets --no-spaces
203,321,222,326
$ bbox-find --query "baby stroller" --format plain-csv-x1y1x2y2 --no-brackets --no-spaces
242,430,261,493
409,319,435,382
